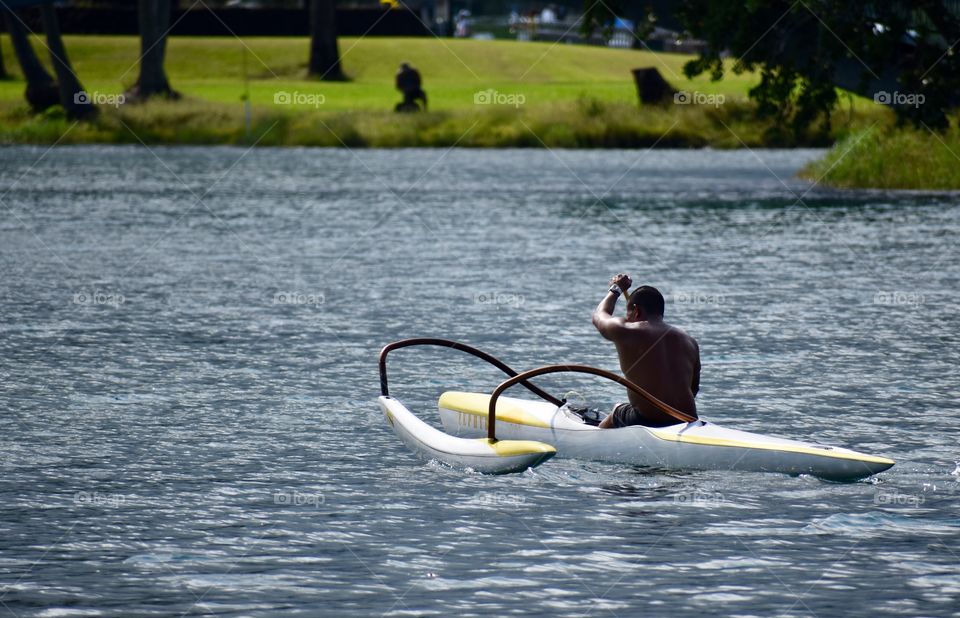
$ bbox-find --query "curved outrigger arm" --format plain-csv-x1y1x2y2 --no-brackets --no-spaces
378,338,563,407
487,365,698,441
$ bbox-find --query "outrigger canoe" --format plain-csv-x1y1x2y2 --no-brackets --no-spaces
437,391,895,481
378,338,895,481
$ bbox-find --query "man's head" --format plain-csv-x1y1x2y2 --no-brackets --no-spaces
626,285,664,322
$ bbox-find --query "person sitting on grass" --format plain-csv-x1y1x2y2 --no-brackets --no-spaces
394,62,427,112
592,273,700,428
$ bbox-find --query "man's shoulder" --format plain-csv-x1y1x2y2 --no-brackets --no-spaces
656,323,699,351
670,326,700,357
631,321,687,336
617,322,697,348
669,324,696,342
670,325,698,346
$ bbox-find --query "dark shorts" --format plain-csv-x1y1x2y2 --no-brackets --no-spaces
609,402,683,428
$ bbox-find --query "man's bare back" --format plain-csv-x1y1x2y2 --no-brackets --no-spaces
592,274,700,427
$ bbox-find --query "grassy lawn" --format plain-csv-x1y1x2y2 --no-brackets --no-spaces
0,35,761,110
0,35,887,149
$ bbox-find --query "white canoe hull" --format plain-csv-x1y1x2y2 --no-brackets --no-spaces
437,392,894,481
378,396,555,474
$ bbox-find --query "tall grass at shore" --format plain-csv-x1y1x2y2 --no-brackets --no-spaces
0,96,887,148
800,123,960,190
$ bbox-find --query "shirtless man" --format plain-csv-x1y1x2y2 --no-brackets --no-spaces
592,273,700,428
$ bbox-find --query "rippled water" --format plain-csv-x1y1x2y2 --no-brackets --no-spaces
1,146,959,617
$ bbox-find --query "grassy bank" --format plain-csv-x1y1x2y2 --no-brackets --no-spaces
800,123,960,190
0,96,889,148
0,35,886,148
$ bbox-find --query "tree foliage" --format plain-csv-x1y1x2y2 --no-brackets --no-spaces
584,1,960,134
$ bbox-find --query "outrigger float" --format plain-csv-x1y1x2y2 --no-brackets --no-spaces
378,339,895,481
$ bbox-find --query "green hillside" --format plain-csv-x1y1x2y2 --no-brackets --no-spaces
0,35,886,147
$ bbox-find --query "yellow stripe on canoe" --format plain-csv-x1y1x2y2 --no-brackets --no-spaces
475,438,556,457
646,428,895,465
439,391,551,428
440,391,893,467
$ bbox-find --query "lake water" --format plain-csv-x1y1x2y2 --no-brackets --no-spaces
1,146,958,617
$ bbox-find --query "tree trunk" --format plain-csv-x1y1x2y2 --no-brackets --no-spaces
631,67,678,105
0,32,8,80
127,0,178,101
308,0,345,80
2,7,59,110
39,3,96,119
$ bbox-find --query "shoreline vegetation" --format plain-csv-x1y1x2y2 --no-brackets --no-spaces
0,35,956,188
799,125,960,191
0,97,888,149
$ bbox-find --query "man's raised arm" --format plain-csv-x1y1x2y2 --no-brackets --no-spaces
592,273,631,341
